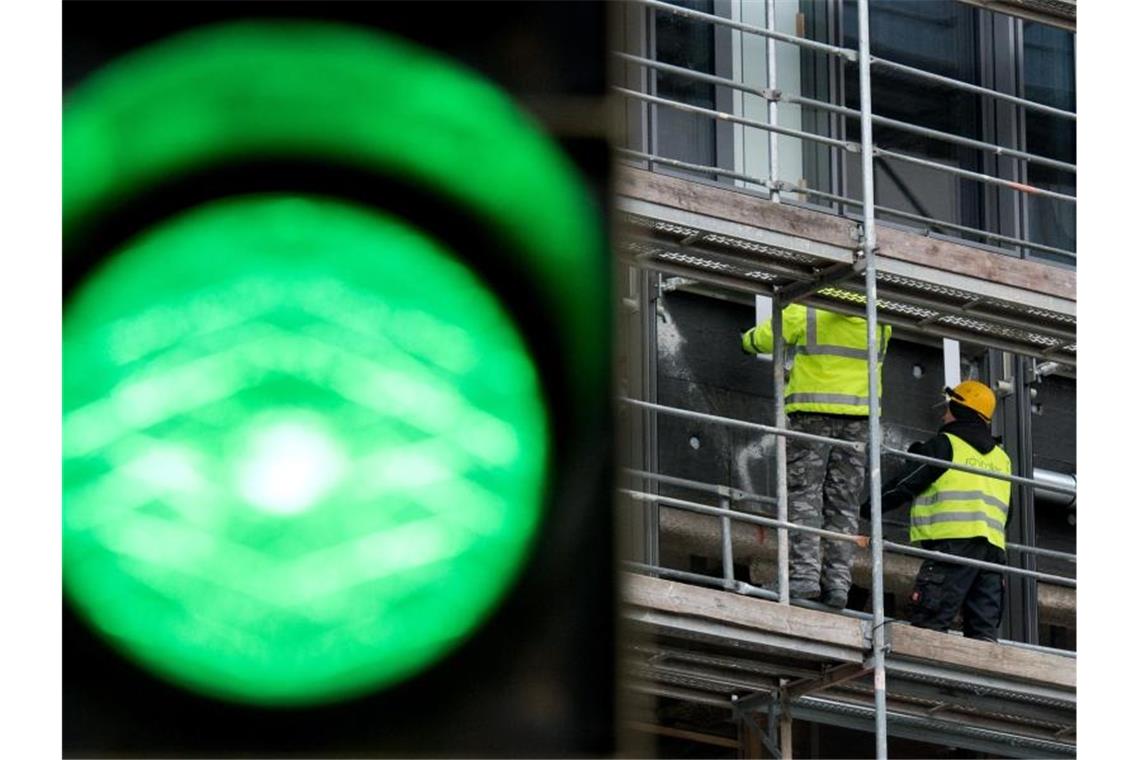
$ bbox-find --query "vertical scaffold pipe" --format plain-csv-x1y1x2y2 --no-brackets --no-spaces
857,0,888,757
766,0,780,203
719,496,734,589
773,296,789,604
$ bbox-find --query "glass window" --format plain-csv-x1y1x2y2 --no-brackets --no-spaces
653,0,717,170
842,0,984,236
1023,22,1076,259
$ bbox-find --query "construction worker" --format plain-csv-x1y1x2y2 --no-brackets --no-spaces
866,380,1010,641
742,304,890,608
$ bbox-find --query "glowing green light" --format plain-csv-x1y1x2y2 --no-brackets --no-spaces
63,196,549,705
63,20,606,394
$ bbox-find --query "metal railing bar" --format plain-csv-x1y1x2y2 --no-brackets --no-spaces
869,56,1077,122
614,51,1075,174
620,397,866,451
619,467,1074,563
634,0,858,61
614,87,855,152
619,488,1075,587
622,396,1075,494
778,93,1076,174
622,467,777,506
883,540,1077,587
631,0,1075,120
883,446,1075,495
875,148,1077,204
616,147,765,186
620,487,870,546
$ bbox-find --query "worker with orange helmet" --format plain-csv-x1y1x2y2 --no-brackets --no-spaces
865,379,1011,641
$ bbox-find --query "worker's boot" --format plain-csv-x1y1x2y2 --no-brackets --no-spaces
821,589,848,609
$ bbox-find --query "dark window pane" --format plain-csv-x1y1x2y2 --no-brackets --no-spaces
653,0,716,168
1024,22,1076,258
842,1,983,234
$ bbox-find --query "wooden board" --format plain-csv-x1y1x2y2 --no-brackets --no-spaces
889,622,1077,690
624,573,866,651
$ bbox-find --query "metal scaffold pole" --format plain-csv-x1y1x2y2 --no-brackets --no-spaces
766,0,780,204
773,296,790,605
856,0,888,757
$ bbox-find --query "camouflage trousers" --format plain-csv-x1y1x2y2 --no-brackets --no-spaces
785,414,869,598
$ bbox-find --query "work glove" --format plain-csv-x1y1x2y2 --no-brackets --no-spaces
740,328,756,355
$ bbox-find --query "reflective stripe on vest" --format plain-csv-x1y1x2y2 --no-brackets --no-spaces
803,307,888,362
909,433,1011,550
786,392,870,407
784,308,887,416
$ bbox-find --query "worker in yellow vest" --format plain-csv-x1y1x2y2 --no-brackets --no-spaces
742,304,890,608
868,380,1011,641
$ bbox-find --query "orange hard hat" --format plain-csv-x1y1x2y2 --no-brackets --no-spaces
944,380,997,422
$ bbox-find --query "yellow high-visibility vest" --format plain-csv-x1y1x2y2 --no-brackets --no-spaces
910,433,1012,550
742,304,890,416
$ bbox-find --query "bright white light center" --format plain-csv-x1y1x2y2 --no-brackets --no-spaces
237,420,347,515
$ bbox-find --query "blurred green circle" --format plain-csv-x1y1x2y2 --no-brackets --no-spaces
63,196,549,704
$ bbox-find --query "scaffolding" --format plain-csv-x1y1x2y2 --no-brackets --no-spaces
615,1,1076,757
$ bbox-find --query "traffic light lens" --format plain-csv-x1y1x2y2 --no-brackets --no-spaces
63,195,550,705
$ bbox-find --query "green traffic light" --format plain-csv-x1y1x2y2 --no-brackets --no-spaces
63,195,549,704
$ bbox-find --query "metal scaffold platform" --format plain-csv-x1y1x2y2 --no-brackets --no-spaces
616,169,1075,366
624,574,1076,758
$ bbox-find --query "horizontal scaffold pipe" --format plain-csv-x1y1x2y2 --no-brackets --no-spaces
884,446,1076,496
623,561,775,599
619,397,866,452
620,488,870,547
622,467,777,506
884,540,1077,588
622,467,1074,564
621,488,1076,587
633,0,858,61
875,148,1077,204
870,56,1077,122
616,148,762,186
614,52,1075,174
614,87,855,152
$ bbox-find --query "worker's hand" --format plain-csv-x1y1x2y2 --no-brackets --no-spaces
741,328,756,355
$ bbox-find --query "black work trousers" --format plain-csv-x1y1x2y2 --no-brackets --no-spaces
908,537,1006,641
